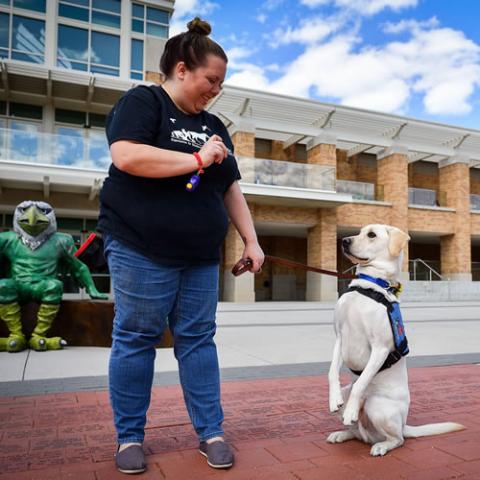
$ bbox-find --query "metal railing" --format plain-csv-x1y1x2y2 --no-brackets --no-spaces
471,194,480,211
237,156,336,191
409,258,442,281
408,188,437,207
336,180,375,200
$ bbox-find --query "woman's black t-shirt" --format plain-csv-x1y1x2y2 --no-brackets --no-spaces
98,85,241,265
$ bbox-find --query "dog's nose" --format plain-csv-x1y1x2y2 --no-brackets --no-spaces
342,237,352,247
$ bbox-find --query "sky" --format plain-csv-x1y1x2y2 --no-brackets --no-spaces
170,0,480,130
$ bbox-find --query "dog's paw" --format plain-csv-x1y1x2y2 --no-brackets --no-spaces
329,391,344,413
342,404,359,426
326,430,353,444
370,443,389,456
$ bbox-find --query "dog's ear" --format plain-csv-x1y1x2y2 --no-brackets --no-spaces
388,227,410,257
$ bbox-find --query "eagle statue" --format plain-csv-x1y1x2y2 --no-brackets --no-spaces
0,200,107,352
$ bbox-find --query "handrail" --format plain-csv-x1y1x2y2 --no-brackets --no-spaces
410,258,443,281
342,265,357,274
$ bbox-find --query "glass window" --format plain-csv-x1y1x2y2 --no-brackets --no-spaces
131,19,143,33
85,219,97,231
93,0,120,14
62,0,88,6
56,108,85,125
0,101,6,115
132,3,143,18
10,102,42,119
92,10,120,28
146,23,168,38
0,0,9,6
57,24,88,70
132,3,169,38
131,38,143,71
91,31,119,68
0,13,8,59
57,217,84,230
12,16,45,63
89,113,106,128
59,4,89,22
146,7,169,24
13,0,46,13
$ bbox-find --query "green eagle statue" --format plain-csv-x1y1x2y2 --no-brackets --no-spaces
0,200,108,352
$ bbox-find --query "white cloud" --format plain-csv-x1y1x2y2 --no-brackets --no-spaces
268,15,345,47
301,0,418,15
256,13,268,24
169,0,218,37
268,35,411,111
383,16,439,34
226,64,271,91
238,21,480,116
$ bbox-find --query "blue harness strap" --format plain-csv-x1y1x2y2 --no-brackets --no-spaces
346,286,409,376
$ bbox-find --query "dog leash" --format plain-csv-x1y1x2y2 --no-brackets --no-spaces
231,255,356,279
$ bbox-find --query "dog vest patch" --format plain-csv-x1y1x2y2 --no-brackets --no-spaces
346,286,409,376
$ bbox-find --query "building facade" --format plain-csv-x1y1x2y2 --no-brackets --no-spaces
1,1,480,302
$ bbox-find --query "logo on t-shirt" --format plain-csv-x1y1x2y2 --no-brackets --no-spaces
171,128,210,148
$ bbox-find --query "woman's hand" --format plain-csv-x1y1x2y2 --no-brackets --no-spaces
199,134,228,167
242,241,265,274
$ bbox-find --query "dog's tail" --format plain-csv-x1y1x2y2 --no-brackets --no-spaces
403,422,465,438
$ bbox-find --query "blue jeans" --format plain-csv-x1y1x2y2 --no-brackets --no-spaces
104,235,224,445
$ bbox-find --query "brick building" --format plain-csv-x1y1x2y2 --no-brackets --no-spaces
1,1,479,302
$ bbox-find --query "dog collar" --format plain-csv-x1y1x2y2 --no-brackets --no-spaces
357,273,402,296
357,273,390,289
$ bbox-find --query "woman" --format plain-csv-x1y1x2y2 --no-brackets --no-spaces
98,17,264,474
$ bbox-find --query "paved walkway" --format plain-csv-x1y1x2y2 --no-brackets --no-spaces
1,364,479,480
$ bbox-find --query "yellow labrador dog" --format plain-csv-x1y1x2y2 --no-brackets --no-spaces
328,224,464,456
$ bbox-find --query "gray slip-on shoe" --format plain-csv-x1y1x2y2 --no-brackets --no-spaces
115,444,146,474
199,440,234,469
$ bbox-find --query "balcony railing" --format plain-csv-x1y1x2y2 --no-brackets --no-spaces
238,157,336,191
0,126,110,171
471,194,480,211
408,187,437,207
336,180,375,200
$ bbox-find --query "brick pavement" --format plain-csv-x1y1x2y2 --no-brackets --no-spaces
0,364,479,480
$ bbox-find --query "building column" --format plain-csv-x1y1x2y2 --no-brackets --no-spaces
439,156,471,280
307,132,337,168
306,208,338,301
221,123,256,302
231,121,255,157
305,134,338,300
222,224,255,302
377,146,410,277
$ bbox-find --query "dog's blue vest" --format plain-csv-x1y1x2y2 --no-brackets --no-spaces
345,286,409,376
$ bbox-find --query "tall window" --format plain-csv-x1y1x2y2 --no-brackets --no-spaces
57,24,120,76
0,13,45,63
131,2,169,38
130,38,143,80
58,0,120,29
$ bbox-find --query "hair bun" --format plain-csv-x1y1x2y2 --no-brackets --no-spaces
187,17,211,36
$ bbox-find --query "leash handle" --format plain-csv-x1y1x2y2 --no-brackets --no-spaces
231,258,253,276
